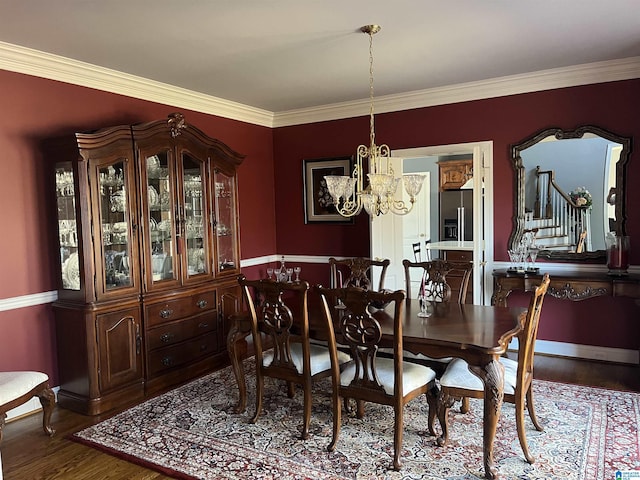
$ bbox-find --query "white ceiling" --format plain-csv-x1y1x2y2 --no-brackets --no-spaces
2,0,640,114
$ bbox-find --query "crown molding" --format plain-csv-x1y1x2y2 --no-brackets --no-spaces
273,56,640,127
2,40,639,129
0,41,274,127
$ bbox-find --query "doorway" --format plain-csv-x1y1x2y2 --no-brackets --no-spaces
370,141,494,305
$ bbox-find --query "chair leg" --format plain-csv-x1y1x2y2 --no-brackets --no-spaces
515,389,535,463
300,379,311,440
287,381,295,398
393,402,403,470
526,386,543,431
250,370,264,424
37,384,56,437
426,386,439,436
328,393,341,452
436,390,454,447
460,396,470,414
356,399,365,419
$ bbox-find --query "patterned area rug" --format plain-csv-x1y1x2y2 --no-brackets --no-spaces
72,360,640,479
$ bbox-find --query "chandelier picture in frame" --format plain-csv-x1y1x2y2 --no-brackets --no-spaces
324,25,425,217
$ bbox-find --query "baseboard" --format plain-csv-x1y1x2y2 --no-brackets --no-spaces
5,386,59,422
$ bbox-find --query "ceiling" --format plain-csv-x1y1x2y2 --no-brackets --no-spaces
2,0,640,114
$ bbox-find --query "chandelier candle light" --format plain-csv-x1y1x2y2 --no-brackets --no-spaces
324,25,426,217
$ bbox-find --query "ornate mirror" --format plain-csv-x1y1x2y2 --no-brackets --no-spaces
509,126,631,261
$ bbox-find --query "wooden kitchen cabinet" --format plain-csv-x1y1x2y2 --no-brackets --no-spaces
49,113,245,414
437,159,473,190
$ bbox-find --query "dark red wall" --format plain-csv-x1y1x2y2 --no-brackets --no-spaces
273,79,640,353
1,68,638,384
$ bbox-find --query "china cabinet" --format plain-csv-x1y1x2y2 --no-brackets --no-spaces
437,159,473,191
50,113,244,414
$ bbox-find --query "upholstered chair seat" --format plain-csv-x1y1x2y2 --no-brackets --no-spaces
0,371,56,443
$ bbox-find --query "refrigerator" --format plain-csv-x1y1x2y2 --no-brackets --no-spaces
440,189,473,241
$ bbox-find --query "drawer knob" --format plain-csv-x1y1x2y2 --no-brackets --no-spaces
160,333,175,343
200,344,208,351
198,322,209,329
159,307,174,318
197,299,208,309
161,357,173,366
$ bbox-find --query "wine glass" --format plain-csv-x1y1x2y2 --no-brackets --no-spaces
286,267,293,282
293,266,301,282
417,293,431,318
266,267,274,280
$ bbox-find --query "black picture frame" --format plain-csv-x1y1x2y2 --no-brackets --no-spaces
303,156,355,223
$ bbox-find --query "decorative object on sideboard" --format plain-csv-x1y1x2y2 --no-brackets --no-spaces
606,234,630,276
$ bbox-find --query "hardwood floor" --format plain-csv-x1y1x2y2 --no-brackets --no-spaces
1,356,638,479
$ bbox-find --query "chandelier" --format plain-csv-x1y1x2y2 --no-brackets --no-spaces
324,25,425,217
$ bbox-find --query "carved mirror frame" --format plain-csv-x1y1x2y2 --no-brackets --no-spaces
509,125,632,261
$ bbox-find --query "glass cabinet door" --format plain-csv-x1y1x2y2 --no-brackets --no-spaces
98,160,135,292
213,169,238,273
144,151,177,286
181,153,210,279
55,162,80,290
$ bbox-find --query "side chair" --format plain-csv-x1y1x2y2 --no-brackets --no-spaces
0,371,56,443
316,285,438,470
238,276,349,440
328,257,390,291
435,273,551,463
400,258,474,416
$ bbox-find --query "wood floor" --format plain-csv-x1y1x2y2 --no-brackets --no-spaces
2,355,638,480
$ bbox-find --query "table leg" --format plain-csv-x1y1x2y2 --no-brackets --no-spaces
226,318,250,414
470,359,505,480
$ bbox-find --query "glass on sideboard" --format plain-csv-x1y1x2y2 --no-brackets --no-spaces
56,162,80,290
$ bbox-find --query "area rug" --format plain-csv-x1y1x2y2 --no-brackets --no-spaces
72,360,640,479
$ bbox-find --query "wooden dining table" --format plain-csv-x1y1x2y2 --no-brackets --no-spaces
227,298,527,480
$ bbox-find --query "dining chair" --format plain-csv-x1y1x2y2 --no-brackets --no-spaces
402,258,472,304
435,273,551,463
328,257,390,291
412,240,432,263
400,258,474,416
0,371,55,443
316,285,438,470
238,276,349,440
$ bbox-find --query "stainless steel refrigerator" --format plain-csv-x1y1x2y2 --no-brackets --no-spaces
440,189,473,241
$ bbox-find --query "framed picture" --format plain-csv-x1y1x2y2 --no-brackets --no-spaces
303,156,354,223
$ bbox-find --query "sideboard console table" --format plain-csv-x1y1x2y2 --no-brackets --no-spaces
492,268,640,307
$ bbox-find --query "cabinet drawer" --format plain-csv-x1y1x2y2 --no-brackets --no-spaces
146,291,216,327
146,311,217,351
147,332,218,376
444,250,473,262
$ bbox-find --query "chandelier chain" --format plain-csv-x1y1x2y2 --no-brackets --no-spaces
368,29,376,156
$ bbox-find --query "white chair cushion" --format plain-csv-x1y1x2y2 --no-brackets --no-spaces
263,344,350,376
0,371,49,406
439,357,518,395
340,357,436,396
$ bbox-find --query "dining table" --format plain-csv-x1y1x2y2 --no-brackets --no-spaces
227,297,527,480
